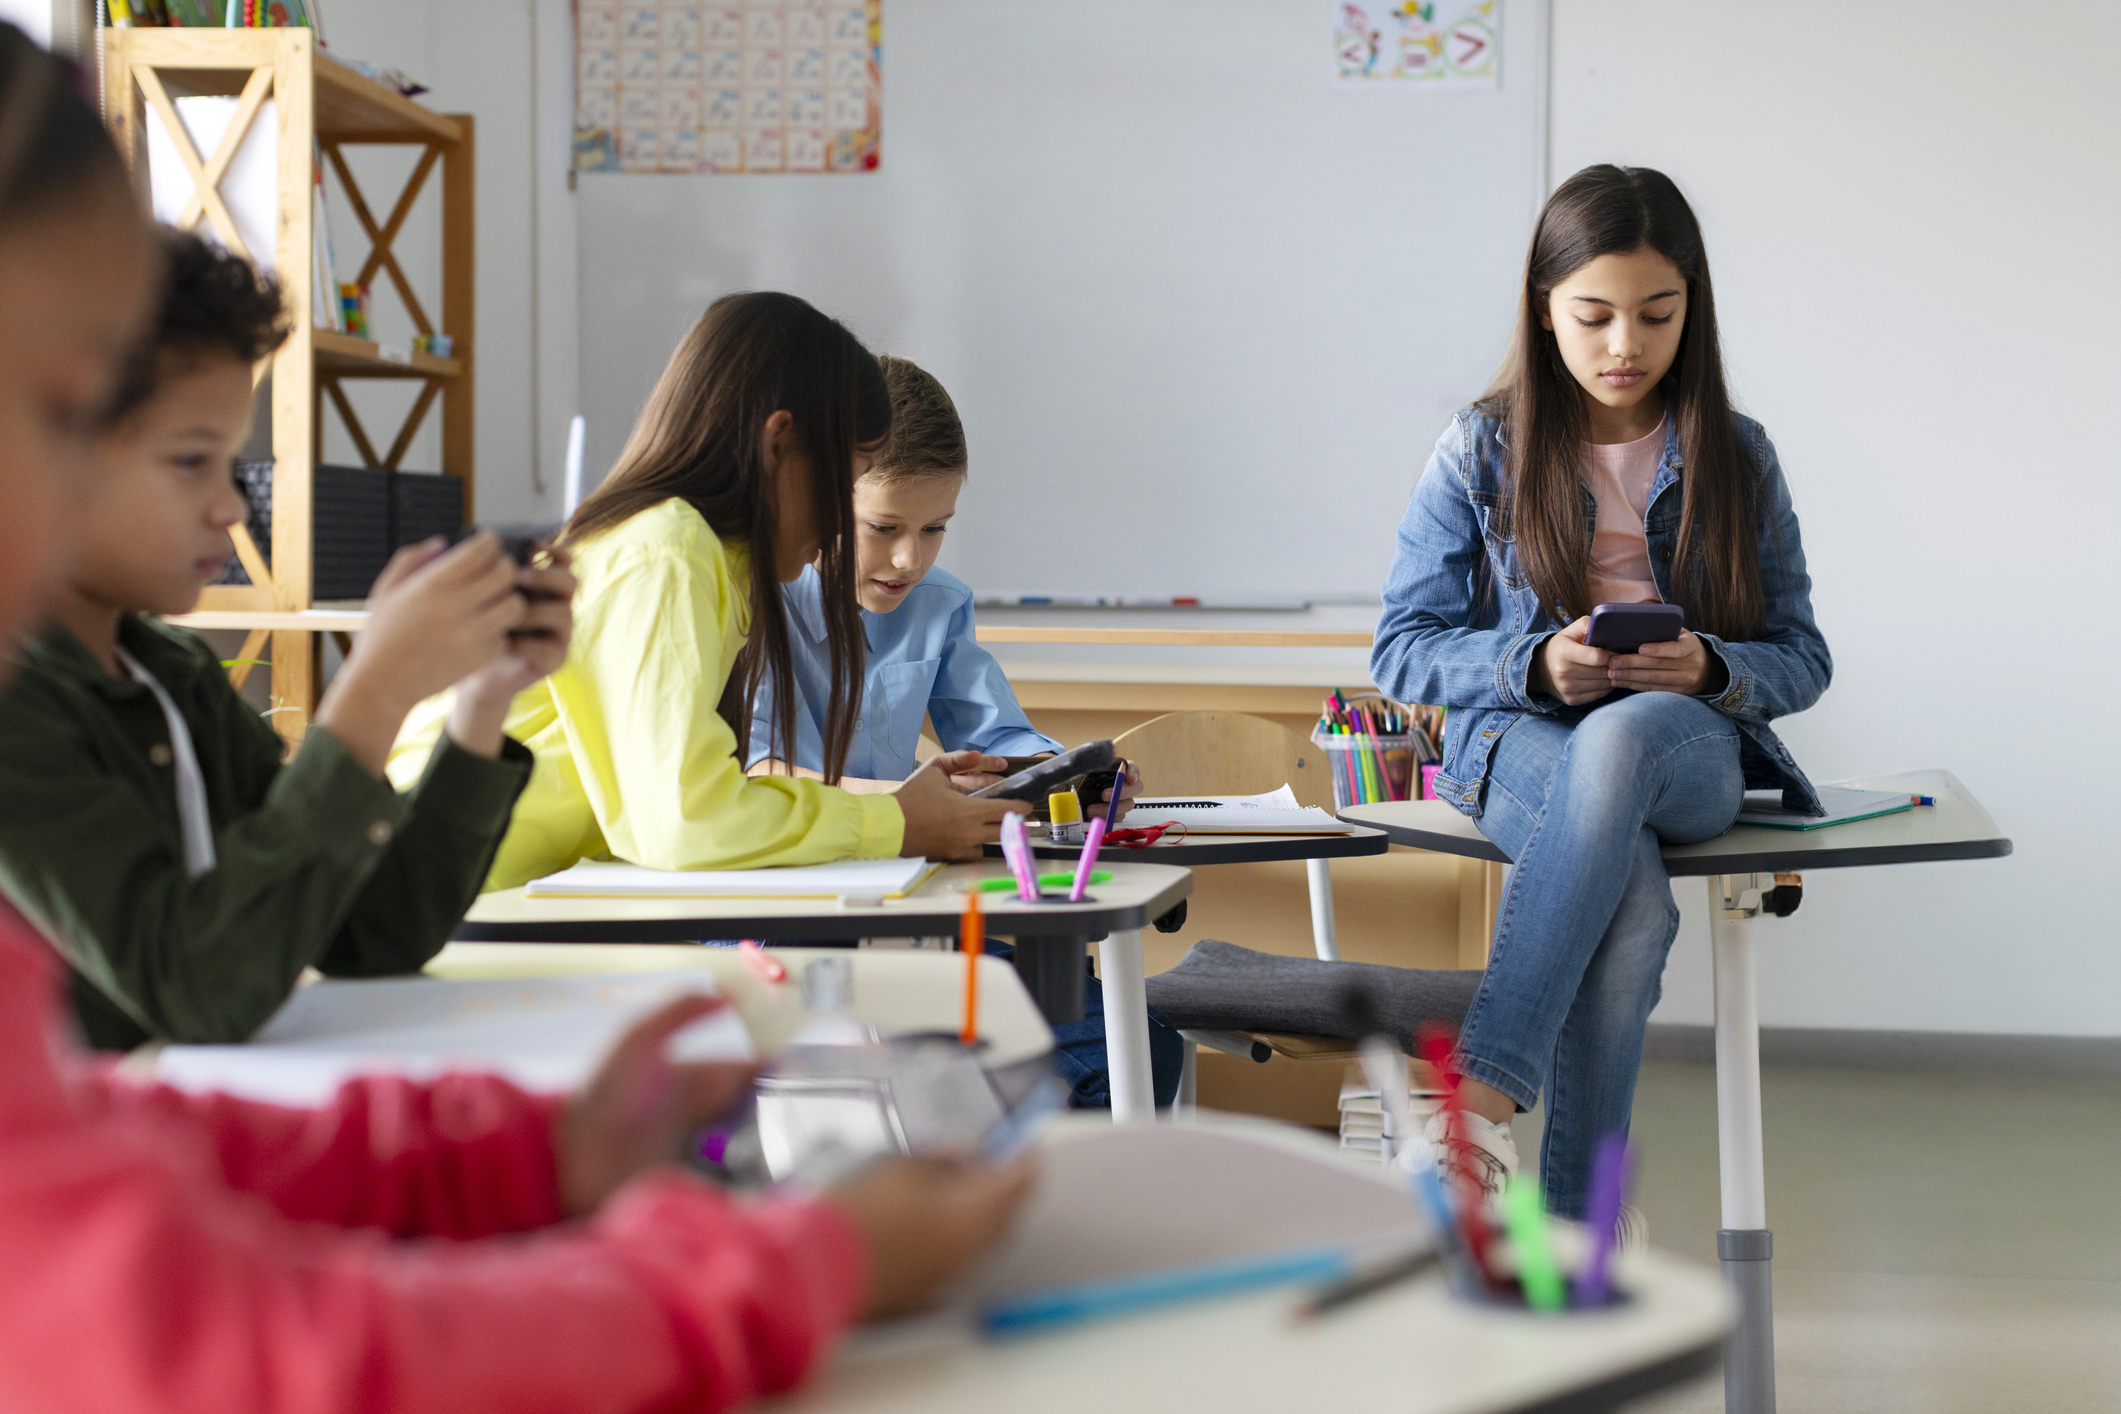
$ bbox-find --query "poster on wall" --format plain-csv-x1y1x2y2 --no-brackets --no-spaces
575,2,882,174
1333,1,1499,89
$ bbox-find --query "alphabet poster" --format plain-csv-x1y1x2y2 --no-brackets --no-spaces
1334,1,1499,89
575,2,883,174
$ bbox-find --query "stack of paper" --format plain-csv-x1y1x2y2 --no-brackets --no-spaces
1337,1063,1444,1165
1119,785,1354,835
156,971,754,1106
525,857,943,899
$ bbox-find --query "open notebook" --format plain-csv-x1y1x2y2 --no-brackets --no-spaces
156,971,754,1106
524,857,944,899
1118,786,1354,835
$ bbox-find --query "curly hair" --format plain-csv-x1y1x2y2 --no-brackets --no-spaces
103,227,288,425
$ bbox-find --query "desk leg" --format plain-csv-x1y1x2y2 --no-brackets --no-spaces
1101,927,1155,1123
1305,858,1341,962
1711,875,1776,1414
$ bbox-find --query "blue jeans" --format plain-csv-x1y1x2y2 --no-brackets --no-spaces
1461,693,1743,1218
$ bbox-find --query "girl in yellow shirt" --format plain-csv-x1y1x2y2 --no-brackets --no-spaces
391,292,1021,889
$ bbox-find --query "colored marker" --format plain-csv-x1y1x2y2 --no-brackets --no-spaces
1417,1024,1497,1283
978,871,1112,893
1289,1245,1441,1323
1415,1166,1484,1294
1910,794,1936,806
960,888,981,1045
736,940,785,984
1001,813,1040,901
1069,817,1107,902
1573,1134,1632,1308
1501,1177,1565,1312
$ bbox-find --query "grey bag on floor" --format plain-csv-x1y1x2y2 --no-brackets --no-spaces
1143,939,1483,1051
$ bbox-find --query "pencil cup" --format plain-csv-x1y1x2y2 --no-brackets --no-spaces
1311,731,1414,808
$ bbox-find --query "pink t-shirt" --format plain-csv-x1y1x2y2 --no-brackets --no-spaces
1581,418,1666,607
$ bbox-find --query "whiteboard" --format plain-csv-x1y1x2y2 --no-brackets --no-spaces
574,0,1548,602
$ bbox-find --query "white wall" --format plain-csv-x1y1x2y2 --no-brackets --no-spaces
313,0,563,525
570,0,1550,602
1549,0,2121,1036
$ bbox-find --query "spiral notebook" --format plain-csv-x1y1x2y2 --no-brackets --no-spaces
1117,786,1354,835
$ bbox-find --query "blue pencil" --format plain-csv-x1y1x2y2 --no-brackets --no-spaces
981,1246,1352,1336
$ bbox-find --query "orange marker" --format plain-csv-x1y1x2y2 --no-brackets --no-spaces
961,889,982,1045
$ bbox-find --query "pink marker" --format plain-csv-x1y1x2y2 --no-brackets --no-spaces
1070,817,1107,902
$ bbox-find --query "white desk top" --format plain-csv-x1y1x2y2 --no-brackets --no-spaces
772,1122,1730,1414
426,942,1056,1068
455,861,1195,943
1343,768,2011,877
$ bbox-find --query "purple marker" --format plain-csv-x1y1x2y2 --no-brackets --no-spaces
1001,813,1040,902
1573,1134,1632,1307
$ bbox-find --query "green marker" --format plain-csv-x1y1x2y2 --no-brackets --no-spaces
977,871,1113,893
1502,1176,1566,1312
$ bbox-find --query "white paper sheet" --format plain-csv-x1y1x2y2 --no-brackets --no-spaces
525,857,941,898
157,971,753,1106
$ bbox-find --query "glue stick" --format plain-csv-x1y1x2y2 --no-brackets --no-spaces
1048,788,1084,845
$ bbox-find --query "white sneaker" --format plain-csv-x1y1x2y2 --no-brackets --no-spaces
1613,1202,1648,1251
1402,1107,1519,1203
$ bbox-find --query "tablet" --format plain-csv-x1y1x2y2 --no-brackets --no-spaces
966,739,1119,802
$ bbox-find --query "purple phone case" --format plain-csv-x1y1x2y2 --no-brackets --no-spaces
1586,603,1685,654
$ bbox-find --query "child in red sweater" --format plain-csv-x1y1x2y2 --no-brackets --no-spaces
0,29,1030,1413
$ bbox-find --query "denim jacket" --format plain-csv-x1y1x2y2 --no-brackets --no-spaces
1370,403,1832,818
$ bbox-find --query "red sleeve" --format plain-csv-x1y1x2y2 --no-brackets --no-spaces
77,1064,567,1238
0,918,869,1414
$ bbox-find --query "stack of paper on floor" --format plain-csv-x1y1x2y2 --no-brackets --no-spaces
1338,1062,1444,1169
1118,785,1354,835
948,1114,1426,1308
157,972,753,1106
525,857,942,898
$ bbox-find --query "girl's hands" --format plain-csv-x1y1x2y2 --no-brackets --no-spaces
1533,616,1719,702
828,1153,1037,1320
557,994,760,1217
894,755,1027,860
1531,618,1616,706
315,533,527,773
1607,629,1716,696
447,547,578,758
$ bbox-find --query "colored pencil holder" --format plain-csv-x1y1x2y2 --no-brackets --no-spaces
1311,731,1414,808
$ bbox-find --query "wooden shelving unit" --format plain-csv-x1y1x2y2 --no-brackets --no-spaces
101,28,473,740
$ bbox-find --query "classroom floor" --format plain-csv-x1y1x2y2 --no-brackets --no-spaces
1520,1062,2121,1413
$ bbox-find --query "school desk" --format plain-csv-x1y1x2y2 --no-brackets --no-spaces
772,1126,1732,1414
994,825,1392,961
1340,768,2011,1414
453,860,1194,1124
425,942,1057,1068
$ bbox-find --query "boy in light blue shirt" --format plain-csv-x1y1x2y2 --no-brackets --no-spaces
745,355,1064,790
748,356,1176,1108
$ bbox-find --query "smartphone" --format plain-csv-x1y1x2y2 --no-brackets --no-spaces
967,739,1119,802
448,522,565,636
1585,602,1684,654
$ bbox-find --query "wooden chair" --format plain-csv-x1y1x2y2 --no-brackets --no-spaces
1111,710,1343,960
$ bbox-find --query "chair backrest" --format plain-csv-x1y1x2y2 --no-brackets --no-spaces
1111,711,1333,809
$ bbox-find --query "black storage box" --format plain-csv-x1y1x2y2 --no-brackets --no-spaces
218,461,465,600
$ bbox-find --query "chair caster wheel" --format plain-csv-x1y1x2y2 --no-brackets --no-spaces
1153,901,1187,933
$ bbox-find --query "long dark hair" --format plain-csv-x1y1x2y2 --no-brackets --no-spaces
561,292,889,783
1484,164,1763,639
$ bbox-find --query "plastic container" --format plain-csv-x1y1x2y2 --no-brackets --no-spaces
1311,730,1415,809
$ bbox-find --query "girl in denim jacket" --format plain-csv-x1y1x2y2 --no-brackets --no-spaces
1371,166,1832,1221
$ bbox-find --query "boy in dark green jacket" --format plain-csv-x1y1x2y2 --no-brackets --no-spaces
0,230,574,1049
